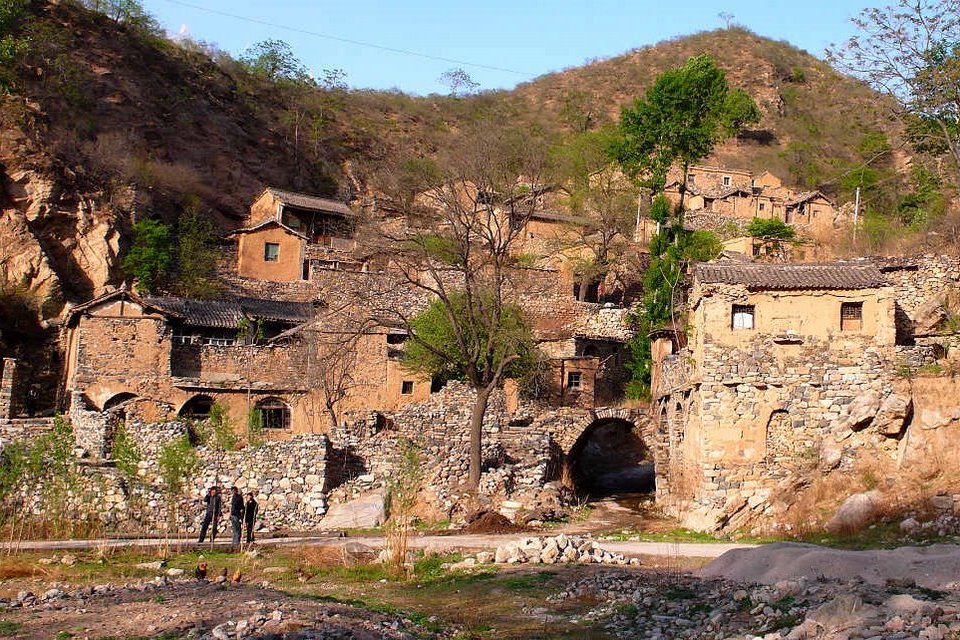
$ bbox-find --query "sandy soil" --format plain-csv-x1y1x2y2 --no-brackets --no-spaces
700,541,960,589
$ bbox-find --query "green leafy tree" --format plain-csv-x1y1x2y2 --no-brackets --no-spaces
747,218,796,240
173,200,221,298
239,39,310,84
625,199,721,398
610,54,760,206
123,218,173,293
610,56,753,398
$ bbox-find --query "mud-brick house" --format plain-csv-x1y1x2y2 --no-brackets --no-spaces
650,260,897,530
229,188,360,282
664,165,840,237
63,288,428,439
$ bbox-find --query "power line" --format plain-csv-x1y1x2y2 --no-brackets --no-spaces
159,0,536,77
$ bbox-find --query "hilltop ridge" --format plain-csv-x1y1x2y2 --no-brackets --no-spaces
0,2,912,329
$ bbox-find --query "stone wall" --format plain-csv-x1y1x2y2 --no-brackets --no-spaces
10,417,333,534
0,358,16,420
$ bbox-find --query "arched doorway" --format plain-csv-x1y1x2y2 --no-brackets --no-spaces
179,395,214,420
567,418,654,496
102,392,137,411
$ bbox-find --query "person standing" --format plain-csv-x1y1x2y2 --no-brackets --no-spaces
229,486,244,546
244,492,259,544
198,486,222,544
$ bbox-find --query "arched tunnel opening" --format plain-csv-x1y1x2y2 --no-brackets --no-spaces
567,418,655,496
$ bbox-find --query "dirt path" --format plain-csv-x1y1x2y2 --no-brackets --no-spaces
0,532,753,558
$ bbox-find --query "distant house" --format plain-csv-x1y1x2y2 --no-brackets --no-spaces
664,165,840,236
229,188,360,282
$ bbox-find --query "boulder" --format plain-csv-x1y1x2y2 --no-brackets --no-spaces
818,441,843,471
825,491,882,533
806,594,875,633
319,493,384,530
840,391,880,432
873,393,912,437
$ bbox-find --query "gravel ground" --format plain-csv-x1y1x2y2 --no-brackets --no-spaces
553,569,960,639
2,577,454,639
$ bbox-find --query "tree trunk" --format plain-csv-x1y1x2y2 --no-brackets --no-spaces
324,400,339,432
467,386,492,490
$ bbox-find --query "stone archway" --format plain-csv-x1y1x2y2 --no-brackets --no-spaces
567,418,655,495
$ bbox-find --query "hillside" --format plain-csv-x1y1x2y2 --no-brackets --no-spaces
510,28,902,186
0,1,912,335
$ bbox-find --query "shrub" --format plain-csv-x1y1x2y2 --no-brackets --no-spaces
747,217,796,240
122,218,173,293
111,421,140,478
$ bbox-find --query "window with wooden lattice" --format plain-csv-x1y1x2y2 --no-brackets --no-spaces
840,302,863,331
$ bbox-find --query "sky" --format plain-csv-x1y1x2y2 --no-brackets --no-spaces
141,0,874,95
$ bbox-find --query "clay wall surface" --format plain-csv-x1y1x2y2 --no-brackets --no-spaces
249,192,278,224
237,225,304,282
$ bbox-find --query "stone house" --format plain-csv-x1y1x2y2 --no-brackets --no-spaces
230,187,360,282
664,165,840,237
63,287,429,442
650,260,897,529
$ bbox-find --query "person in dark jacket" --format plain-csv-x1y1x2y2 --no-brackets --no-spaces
244,493,259,544
229,486,245,546
198,486,222,543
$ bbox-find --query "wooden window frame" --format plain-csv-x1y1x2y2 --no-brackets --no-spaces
732,304,755,330
840,302,863,332
264,242,280,262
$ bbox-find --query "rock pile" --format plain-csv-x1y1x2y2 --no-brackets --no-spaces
491,535,640,566
552,570,960,639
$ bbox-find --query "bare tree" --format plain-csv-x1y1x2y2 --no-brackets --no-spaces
298,306,374,431
439,67,479,97
827,0,960,183
372,123,549,489
559,169,637,302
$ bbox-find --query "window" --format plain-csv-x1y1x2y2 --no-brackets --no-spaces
264,242,280,262
256,397,290,429
759,202,765,211
302,260,310,280
686,173,696,186
840,302,863,331
386,333,407,345
567,371,582,390
401,380,414,395
732,304,755,330
722,175,731,187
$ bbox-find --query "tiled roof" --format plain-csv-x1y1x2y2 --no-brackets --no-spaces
786,190,832,206
226,218,308,240
695,262,886,291
267,188,353,216
145,296,315,328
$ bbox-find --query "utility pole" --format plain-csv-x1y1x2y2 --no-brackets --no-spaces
852,186,861,248
635,196,642,243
